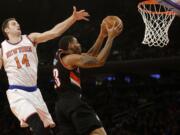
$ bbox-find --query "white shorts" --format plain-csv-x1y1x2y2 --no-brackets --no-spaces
6,88,55,128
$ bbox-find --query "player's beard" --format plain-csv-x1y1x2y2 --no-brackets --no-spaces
75,47,81,54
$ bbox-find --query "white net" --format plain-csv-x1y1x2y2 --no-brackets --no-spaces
138,2,176,47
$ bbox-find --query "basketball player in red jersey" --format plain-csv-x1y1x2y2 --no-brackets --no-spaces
0,6,89,135
52,21,122,135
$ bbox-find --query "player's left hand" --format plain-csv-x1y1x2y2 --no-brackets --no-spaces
72,6,90,21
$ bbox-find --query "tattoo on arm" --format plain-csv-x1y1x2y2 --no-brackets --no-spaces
79,55,100,67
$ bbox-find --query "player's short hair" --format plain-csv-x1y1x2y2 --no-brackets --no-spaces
1,18,16,39
58,35,74,51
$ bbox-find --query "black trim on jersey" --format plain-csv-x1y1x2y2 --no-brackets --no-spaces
59,50,69,69
6,36,23,45
53,50,81,93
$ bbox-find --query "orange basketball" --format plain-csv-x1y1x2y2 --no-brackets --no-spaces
102,16,123,30
101,16,123,37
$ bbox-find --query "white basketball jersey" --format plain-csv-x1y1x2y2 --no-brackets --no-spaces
1,35,38,86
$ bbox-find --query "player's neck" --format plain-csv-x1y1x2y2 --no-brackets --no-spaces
7,34,22,44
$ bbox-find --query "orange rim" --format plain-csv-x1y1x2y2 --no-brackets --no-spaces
138,1,176,15
143,0,158,4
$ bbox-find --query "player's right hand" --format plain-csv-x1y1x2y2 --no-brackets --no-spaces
72,6,90,21
106,22,122,39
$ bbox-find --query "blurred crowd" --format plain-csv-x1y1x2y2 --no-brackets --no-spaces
2,72,180,135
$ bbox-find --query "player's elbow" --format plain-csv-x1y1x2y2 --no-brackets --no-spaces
99,61,105,67
95,60,105,67
80,59,105,68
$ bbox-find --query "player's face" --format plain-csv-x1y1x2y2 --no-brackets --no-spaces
6,20,21,36
69,37,81,54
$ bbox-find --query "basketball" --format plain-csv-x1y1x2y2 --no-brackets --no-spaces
102,16,123,36
102,16,123,30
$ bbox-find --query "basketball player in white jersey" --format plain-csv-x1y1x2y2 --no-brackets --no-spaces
0,6,89,135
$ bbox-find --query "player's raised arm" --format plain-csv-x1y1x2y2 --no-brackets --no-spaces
29,6,90,45
87,21,107,56
64,23,122,69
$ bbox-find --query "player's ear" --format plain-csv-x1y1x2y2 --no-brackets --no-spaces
4,27,9,34
68,42,72,49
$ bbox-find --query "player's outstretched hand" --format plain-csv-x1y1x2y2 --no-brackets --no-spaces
72,6,90,21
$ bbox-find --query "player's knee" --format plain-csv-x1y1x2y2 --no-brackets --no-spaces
89,127,107,135
26,113,45,135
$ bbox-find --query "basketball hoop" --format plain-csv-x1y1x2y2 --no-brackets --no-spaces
138,0,176,47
